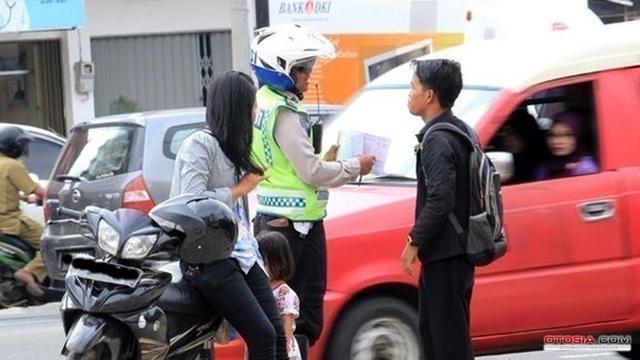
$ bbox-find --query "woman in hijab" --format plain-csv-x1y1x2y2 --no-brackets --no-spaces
535,110,598,180
497,108,547,183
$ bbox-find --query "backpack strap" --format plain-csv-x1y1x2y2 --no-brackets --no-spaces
423,122,477,147
423,122,478,238
448,212,464,235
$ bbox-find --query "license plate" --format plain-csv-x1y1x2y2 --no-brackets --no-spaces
67,258,142,287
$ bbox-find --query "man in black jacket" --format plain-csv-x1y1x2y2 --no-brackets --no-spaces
401,59,475,359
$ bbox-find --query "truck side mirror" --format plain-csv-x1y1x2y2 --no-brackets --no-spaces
486,152,514,184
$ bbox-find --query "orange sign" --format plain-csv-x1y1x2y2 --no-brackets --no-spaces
304,32,464,105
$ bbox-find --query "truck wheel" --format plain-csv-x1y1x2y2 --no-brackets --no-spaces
326,296,422,360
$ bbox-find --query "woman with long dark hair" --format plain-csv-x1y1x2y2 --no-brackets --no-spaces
171,71,287,360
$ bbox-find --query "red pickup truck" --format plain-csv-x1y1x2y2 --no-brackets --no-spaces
218,20,640,359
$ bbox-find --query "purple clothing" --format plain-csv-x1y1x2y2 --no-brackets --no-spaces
535,155,598,180
535,110,598,181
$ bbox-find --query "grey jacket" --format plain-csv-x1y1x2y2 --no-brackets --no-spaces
170,129,248,217
170,129,260,273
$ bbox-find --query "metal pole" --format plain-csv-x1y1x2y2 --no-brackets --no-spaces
231,0,251,74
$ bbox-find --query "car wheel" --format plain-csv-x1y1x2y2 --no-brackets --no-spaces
326,296,422,360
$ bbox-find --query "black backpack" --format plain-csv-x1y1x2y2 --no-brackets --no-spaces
424,123,507,266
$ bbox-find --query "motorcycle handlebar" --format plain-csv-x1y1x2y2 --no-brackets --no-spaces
57,206,84,219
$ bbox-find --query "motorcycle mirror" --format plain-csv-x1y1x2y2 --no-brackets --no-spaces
84,210,101,238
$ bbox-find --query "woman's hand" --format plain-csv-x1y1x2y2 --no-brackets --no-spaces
232,172,264,199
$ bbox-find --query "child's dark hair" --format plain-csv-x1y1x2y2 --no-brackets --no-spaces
257,231,295,281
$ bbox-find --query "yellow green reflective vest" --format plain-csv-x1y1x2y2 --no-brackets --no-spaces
252,86,328,221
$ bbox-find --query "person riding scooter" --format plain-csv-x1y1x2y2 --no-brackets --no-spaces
0,126,47,296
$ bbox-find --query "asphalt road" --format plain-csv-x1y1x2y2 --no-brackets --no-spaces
0,303,629,359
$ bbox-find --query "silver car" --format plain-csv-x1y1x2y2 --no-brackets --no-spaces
41,105,339,280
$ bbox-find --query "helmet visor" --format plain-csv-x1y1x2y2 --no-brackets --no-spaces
291,57,316,73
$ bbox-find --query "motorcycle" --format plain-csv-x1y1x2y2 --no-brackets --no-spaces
0,233,64,308
56,195,230,360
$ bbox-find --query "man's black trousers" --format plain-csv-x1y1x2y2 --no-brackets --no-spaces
419,254,475,360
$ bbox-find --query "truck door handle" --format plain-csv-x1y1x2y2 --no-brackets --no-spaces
578,200,615,222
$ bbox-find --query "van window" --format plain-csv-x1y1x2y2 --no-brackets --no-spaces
54,125,143,181
323,86,499,180
163,124,202,159
487,82,599,184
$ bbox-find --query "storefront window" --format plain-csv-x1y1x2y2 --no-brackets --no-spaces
0,43,30,123
0,41,64,133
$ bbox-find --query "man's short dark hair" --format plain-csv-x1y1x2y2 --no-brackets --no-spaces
412,59,463,109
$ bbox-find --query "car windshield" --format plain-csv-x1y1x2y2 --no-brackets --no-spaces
53,125,142,181
322,86,500,181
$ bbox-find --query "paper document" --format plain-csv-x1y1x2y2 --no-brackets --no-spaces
336,130,391,176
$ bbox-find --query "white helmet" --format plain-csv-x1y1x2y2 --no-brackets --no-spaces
250,23,336,91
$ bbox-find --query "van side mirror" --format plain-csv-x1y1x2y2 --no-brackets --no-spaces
486,152,514,184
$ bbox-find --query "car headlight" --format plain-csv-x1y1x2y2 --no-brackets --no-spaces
98,220,119,256
122,234,158,259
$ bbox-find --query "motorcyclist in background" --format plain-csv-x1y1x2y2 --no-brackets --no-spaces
0,126,47,296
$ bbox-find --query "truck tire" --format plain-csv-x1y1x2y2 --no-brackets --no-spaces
325,296,422,360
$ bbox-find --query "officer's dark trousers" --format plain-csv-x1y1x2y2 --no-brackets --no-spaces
254,215,327,348
419,255,475,360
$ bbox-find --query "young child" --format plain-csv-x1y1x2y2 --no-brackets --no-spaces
257,231,301,360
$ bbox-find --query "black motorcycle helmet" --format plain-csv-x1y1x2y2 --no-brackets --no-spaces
149,194,237,264
0,126,33,159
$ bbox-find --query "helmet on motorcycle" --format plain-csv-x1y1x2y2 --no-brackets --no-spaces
0,126,33,159
250,23,335,92
149,194,238,264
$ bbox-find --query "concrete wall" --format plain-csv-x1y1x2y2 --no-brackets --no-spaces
85,0,233,37
61,28,95,131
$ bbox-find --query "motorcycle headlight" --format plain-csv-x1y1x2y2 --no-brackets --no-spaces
122,234,158,259
98,220,119,256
